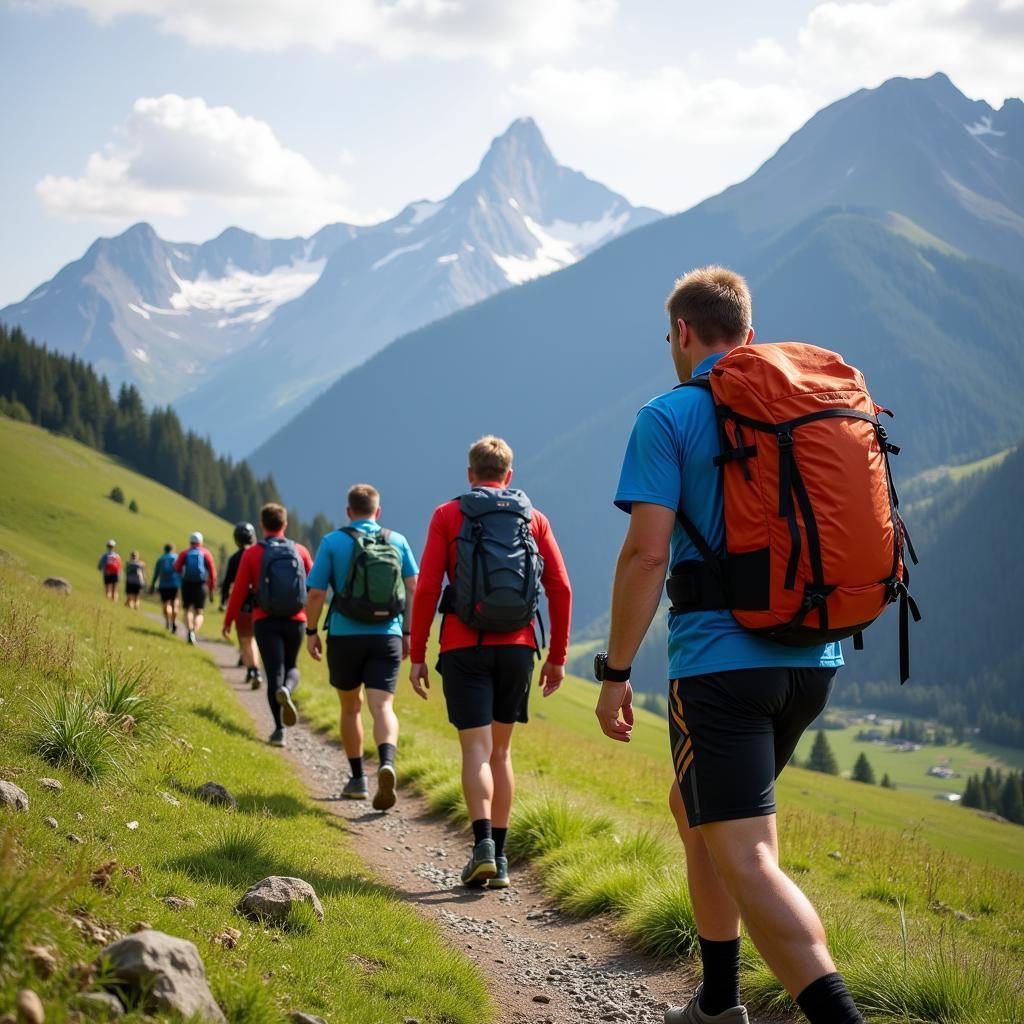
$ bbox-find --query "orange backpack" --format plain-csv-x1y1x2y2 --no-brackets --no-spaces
666,342,921,681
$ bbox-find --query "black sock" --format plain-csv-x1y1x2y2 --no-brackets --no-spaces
698,936,741,1015
492,827,507,860
472,818,492,845
378,743,396,768
349,757,364,779
796,972,864,1024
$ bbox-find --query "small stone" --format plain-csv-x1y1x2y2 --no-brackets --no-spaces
75,812,85,820
532,994,551,1004
195,782,237,809
126,821,139,830
91,861,118,889
42,577,72,594
130,922,152,933
238,876,324,924
160,792,181,807
828,850,843,860
954,910,973,922
162,896,196,911
37,778,62,792
68,834,84,844
26,946,57,978
70,993,124,1018
211,927,241,949
403,1018,421,1024
43,817,58,830
15,990,44,1024
288,1015,326,1024
0,781,30,811
122,865,142,883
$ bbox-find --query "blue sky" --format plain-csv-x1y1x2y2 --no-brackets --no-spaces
1,0,1020,305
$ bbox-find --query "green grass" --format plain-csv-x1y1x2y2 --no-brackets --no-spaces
0,419,490,1022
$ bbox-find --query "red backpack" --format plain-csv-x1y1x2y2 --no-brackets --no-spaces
105,552,122,574
666,342,921,681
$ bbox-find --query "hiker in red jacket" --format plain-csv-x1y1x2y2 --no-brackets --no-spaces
409,436,572,890
174,531,217,645
97,539,121,602
223,503,312,747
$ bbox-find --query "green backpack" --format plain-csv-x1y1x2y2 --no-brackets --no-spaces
332,528,406,624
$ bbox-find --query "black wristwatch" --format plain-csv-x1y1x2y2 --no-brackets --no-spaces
594,652,631,683
305,626,319,636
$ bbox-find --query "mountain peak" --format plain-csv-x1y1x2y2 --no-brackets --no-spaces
479,117,554,174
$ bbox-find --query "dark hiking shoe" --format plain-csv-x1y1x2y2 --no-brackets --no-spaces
461,839,497,886
268,728,286,748
236,655,244,668
248,668,262,690
276,686,298,727
342,776,369,800
665,986,749,1023
486,855,510,889
373,764,397,811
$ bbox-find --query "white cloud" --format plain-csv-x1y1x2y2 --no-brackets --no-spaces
737,36,791,73
30,0,616,63
35,94,369,231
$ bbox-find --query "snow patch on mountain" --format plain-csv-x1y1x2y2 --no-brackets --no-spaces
966,115,1005,137
371,239,430,271
166,256,326,326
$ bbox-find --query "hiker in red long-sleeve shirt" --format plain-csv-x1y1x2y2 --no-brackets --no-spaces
409,435,572,890
223,503,312,747
174,531,217,645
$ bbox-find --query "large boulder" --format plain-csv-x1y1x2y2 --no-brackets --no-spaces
238,876,324,924
97,930,224,1021
195,782,237,809
0,780,29,811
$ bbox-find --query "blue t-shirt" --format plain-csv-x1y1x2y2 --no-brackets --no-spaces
154,552,180,589
614,352,844,679
307,521,419,637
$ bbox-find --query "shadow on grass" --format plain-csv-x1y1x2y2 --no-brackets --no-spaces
126,624,175,642
236,792,309,818
192,702,253,740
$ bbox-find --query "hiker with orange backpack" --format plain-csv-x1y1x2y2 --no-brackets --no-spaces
97,539,121,602
595,266,916,1024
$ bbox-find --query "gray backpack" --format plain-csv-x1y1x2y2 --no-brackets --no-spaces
444,487,544,635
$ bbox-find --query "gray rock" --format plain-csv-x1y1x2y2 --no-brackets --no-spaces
97,930,224,1021
238,876,324,924
71,992,125,1018
195,782,237,809
43,817,58,829
289,1015,327,1024
67,833,84,844
0,780,29,811
161,896,195,911
43,577,72,594
37,778,63,791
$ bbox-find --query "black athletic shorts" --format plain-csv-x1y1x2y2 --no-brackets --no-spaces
670,666,837,827
125,582,142,596
103,574,119,586
180,581,207,610
327,635,403,693
159,587,179,604
438,644,535,731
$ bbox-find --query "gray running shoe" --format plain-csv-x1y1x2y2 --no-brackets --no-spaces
487,855,510,889
342,776,369,800
187,630,196,645
665,986,749,1024
249,668,262,690
461,839,497,886
276,686,298,727
268,728,285,748
373,764,397,811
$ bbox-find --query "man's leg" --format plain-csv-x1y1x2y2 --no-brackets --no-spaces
193,610,204,635
367,689,399,750
458,725,494,822
338,687,365,762
489,721,515,859
255,621,285,734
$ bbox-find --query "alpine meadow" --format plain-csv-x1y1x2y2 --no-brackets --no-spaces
1,4,1023,1020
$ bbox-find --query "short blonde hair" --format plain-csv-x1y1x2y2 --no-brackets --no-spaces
468,436,513,481
666,265,752,344
347,483,380,517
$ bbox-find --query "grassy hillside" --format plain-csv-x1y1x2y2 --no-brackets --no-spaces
0,418,489,1022
0,416,233,592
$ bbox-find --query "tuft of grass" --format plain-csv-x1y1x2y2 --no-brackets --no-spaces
619,873,700,960
91,660,161,736
215,971,280,1024
504,793,614,862
28,687,122,781
285,899,322,934
212,818,271,865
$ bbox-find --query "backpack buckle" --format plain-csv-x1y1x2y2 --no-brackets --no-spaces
776,429,794,450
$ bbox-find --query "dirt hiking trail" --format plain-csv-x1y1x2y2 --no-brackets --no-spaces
189,627,774,1023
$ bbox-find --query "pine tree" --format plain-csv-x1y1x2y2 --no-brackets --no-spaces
110,486,125,504
961,775,983,808
1000,774,1024,824
852,752,876,784
880,773,894,789
807,730,839,775
129,499,139,513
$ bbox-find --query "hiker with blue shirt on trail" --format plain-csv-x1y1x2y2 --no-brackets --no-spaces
596,266,870,1024
304,484,419,811
174,531,217,646
150,543,181,633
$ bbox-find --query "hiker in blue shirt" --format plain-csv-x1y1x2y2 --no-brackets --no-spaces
150,543,181,632
305,484,419,811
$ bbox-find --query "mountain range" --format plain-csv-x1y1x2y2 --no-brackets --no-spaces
250,73,1024,640
1,118,659,453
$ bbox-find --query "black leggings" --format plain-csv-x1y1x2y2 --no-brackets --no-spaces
254,618,304,728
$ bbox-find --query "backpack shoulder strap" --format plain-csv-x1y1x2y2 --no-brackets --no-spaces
380,528,392,543
341,526,361,540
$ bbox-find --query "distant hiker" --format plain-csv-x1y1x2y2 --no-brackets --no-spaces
597,265,886,1024
223,503,312,747
174,531,217,645
97,539,121,602
305,485,418,810
409,436,572,889
221,522,263,690
124,550,145,610
150,543,181,632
